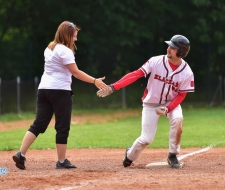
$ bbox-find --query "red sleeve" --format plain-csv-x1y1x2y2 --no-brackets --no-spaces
166,92,187,113
112,69,144,90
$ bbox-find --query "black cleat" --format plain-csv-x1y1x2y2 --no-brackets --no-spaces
123,146,133,167
167,153,181,169
12,152,26,170
56,159,77,169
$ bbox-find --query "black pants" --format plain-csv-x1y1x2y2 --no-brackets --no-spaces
28,89,73,144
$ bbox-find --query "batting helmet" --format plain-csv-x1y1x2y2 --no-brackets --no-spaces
165,35,190,58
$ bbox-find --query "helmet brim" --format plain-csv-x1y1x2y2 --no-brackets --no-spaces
165,41,179,49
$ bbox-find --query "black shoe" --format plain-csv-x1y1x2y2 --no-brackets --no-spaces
56,159,77,169
123,146,133,167
12,152,26,170
167,153,181,169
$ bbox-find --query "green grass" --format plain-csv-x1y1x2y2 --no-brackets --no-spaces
0,108,133,122
0,107,224,151
0,112,35,122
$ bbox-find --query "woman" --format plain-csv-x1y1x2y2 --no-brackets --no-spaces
12,21,107,170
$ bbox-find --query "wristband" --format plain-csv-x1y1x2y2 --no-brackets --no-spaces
110,85,115,91
94,78,96,84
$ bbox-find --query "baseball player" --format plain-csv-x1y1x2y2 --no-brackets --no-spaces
97,35,194,168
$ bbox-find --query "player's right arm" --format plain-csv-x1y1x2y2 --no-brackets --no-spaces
112,69,145,90
97,69,145,97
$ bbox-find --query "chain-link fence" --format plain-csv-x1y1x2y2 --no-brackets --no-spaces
0,76,224,114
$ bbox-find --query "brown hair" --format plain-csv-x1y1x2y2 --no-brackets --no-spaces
48,21,80,53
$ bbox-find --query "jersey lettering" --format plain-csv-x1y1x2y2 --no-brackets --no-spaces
154,74,179,92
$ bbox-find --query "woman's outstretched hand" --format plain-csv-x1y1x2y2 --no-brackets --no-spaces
94,77,108,90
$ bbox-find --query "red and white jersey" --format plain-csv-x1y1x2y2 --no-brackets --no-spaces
141,55,194,104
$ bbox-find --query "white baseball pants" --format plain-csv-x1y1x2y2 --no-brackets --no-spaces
127,102,183,161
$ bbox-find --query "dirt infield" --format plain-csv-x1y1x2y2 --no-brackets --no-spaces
1,112,225,189
1,148,225,190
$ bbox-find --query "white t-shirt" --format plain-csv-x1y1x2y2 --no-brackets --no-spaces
38,44,75,90
141,55,194,104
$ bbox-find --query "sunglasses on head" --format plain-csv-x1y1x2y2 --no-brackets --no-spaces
69,23,75,28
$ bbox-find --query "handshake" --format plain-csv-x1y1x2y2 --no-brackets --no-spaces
96,85,168,116
96,85,115,97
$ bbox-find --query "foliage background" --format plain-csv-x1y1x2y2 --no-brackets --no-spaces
0,0,225,112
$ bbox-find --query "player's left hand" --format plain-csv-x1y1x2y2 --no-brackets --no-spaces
97,85,114,97
155,107,168,116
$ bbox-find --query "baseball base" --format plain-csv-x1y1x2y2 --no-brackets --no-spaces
145,161,184,169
